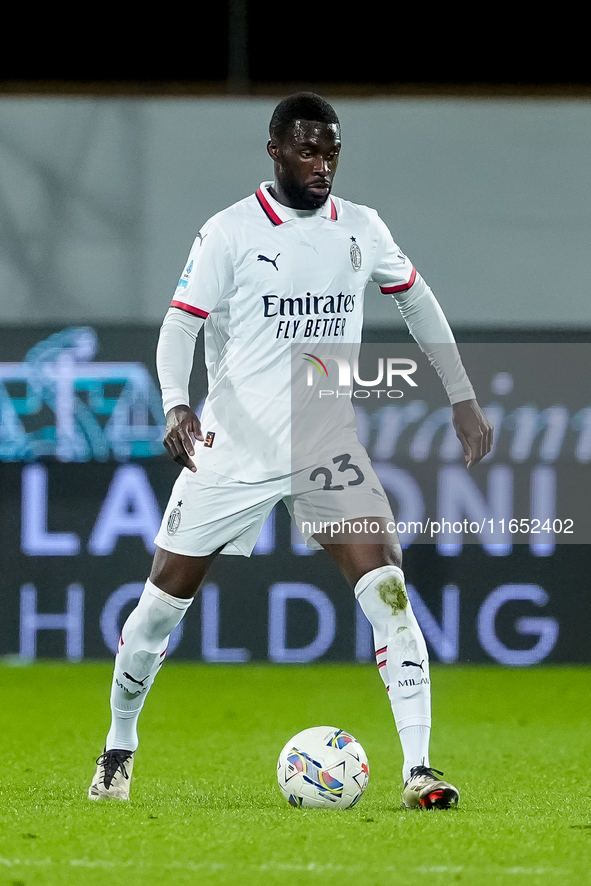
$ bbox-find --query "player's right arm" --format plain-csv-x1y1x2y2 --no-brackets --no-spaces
157,218,235,471
157,308,205,472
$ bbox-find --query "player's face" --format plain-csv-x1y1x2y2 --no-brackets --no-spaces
267,120,341,210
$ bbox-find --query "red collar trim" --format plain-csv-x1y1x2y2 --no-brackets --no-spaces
256,186,339,225
256,187,284,226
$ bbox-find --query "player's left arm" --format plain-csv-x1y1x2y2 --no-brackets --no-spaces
370,216,492,467
392,276,492,466
451,398,493,468
393,276,493,467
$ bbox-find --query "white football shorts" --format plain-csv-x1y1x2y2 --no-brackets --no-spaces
154,444,395,557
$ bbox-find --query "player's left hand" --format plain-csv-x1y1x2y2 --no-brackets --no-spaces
452,399,493,468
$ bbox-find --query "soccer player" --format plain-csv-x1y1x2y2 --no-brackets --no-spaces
89,93,492,808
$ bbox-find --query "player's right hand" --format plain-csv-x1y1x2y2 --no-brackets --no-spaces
163,405,203,472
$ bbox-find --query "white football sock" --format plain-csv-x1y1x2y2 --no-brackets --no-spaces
105,580,193,752
355,565,431,782
398,725,431,782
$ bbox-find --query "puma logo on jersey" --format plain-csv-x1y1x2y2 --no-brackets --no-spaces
257,252,280,270
196,231,207,245
401,660,425,671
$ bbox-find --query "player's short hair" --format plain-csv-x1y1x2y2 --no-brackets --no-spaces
269,93,340,141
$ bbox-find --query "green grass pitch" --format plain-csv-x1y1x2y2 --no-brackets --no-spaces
1,663,591,886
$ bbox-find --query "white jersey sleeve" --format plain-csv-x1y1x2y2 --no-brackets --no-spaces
371,213,475,405
370,214,417,294
156,308,205,415
170,217,236,319
157,216,235,416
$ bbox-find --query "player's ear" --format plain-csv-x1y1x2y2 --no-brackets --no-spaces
267,138,279,161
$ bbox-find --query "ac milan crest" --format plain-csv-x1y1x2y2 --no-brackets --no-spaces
167,507,182,535
350,236,362,270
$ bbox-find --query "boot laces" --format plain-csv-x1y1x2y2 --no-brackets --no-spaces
409,765,444,781
96,750,132,788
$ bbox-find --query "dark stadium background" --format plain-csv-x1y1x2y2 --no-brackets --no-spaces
1,2,587,95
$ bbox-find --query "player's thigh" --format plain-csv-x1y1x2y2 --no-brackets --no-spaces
289,445,403,586
153,468,283,593
318,516,402,587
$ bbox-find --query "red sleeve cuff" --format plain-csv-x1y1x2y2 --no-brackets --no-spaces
170,300,210,318
379,266,417,294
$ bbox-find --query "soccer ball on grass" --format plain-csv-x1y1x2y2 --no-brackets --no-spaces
277,726,369,809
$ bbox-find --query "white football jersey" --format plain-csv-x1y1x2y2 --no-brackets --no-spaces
169,183,416,481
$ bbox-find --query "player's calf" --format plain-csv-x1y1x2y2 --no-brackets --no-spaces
354,565,432,781
355,564,431,734
105,580,193,753
89,579,193,800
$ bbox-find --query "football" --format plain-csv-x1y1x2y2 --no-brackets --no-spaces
277,726,370,809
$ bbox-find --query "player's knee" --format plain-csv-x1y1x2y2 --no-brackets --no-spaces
149,547,212,599
387,543,403,570
348,540,402,587
355,564,409,624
